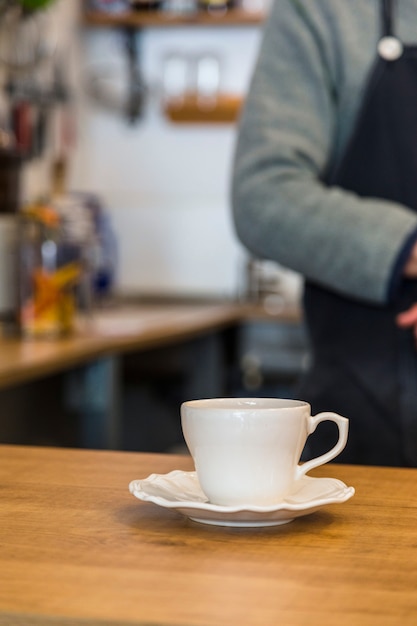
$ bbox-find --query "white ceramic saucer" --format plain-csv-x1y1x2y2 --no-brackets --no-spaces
129,470,355,527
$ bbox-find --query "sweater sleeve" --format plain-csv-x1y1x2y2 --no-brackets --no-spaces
231,0,417,305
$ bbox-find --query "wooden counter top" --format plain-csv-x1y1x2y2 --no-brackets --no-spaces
0,445,416,625
0,302,240,389
0,301,301,390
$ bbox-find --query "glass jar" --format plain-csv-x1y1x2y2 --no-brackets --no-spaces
18,202,92,338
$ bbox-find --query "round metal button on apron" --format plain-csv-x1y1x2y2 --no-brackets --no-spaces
378,36,403,61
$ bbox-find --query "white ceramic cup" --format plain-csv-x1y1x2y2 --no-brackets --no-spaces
180,397,349,506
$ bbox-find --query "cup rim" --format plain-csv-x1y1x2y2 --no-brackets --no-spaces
181,397,309,411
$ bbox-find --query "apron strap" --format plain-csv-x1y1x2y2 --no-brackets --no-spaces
381,0,395,37
379,0,403,61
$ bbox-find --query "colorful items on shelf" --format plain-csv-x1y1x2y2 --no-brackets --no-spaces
19,201,89,338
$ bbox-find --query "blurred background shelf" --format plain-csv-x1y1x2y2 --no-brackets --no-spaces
83,8,265,28
163,92,242,123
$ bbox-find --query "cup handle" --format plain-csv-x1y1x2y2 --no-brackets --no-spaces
296,412,349,479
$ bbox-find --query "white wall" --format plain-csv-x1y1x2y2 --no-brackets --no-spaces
68,14,264,298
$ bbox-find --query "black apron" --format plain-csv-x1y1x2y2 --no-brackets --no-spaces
299,0,417,466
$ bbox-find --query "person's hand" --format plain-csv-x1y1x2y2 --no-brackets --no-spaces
403,242,417,277
396,243,417,337
396,303,417,339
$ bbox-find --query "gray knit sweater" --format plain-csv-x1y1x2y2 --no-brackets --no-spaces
232,0,417,304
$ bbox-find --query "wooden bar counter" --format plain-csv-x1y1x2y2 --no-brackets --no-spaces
0,445,416,625
0,300,300,389
0,302,247,390
0,300,302,449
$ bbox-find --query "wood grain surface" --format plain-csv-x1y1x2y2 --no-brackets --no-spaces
0,445,416,625
0,302,300,390
83,8,265,28
0,303,242,389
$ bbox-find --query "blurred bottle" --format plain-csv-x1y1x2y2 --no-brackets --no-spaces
56,192,118,304
19,202,92,338
129,0,162,11
161,0,197,14
87,0,130,12
198,0,235,14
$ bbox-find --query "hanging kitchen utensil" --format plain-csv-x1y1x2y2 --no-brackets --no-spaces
87,29,147,123
0,4,47,73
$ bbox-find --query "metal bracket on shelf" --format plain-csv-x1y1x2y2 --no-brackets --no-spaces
123,26,147,123
86,25,147,124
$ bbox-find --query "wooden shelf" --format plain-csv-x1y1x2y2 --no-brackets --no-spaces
164,92,241,123
82,6,262,122
83,8,265,28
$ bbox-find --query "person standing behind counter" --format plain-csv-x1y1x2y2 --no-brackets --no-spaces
232,0,417,467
